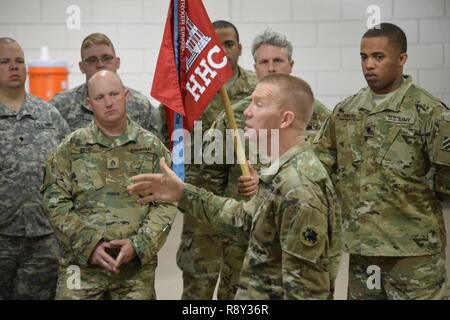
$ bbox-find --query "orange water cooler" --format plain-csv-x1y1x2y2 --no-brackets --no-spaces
28,47,69,101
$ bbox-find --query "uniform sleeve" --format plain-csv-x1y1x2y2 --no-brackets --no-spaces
142,99,165,142
313,113,338,176
427,104,450,201
323,182,343,292
48,93,62,109
52,110,71,141
198,112,230,195
277,189,331,300
130,200,177,265
157,104,170,148
41,147,103,267
48,93,69,124
130,147,178,265
149,104,166,143
306,100,331,143
178,183,254,236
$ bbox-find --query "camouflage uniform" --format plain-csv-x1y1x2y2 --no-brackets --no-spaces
41,119,177,300
306,101,332,143
179,143,342,299
50,83,164,140
314,75,450,299
158,66,257,299
0,94,70,299
200,97,332,299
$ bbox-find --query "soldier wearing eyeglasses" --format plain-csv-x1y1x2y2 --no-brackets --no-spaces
49,33,164,141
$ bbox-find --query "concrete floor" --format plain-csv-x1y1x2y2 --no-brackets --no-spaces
155,204,450,300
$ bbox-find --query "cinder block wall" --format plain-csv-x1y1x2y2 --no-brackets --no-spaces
1,0,449,109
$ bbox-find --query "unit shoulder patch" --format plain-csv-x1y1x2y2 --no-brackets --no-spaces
301,225,319,247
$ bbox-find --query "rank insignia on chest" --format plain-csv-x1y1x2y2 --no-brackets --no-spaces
301,225,319,247
442,136,450,152
107,157,119,169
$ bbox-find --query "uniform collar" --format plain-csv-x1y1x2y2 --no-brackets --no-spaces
0,93,40,120
259,142,311,184
358,75,414,114
85,116,139,148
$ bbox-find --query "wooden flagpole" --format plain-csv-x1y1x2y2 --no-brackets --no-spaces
219,86,250,176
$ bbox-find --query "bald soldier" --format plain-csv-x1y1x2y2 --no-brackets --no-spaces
198,30,336,299
0,38,70,299
42,70,176,299
128,74,342,299
314,23,450,299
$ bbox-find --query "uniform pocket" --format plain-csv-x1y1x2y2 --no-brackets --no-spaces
71,158,104,191
335,113,363,170
128,149,158,174
377,124,425,176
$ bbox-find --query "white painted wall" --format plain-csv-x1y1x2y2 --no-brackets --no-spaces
1,0,449,108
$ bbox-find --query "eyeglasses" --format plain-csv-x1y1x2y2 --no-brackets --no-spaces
83,55,115,64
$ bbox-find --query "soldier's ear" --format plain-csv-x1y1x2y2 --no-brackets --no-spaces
280,110,295,129
399,52,408,67
79,61,86,74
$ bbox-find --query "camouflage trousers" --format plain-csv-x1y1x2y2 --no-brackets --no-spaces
0,233,59,300
56,259,156,300
176,214,248,300
348,253,449,300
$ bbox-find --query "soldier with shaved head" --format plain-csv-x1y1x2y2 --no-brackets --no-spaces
42,70,176,299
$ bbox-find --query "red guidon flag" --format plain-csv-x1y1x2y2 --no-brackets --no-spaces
151,0,234,133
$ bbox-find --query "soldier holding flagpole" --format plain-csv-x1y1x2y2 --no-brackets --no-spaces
151,0,257,300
